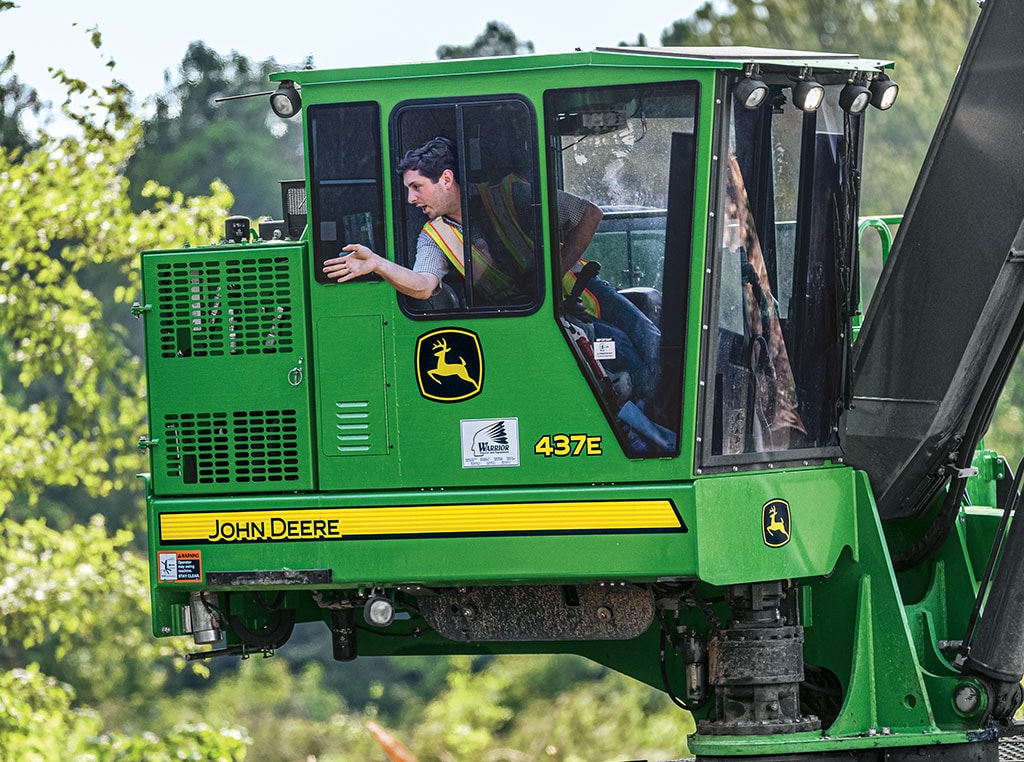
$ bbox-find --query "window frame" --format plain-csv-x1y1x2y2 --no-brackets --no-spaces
696,72,858,473
389,94,544,319
543,79,701,459
307,101,387,286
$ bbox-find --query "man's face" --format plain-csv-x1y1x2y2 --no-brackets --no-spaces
403,168,460,221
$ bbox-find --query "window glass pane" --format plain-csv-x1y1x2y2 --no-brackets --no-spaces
708,82,858,459
546,82,699,458
768,104,803,320
789,87,858,448
716,133,804,455
308,102,385,284
392,98,542,315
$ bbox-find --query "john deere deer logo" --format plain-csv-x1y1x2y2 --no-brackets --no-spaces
416,328,483,402
762,499,791,548
428,338,480,390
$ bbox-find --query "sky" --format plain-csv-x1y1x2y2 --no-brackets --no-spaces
4,0,705,112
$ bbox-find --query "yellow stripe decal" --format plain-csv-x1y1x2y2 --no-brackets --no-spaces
159,500,683,544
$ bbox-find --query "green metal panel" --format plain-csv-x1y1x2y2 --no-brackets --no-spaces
693,467,857,584
314,315,390,457
140,244,316,494
148,481,697,583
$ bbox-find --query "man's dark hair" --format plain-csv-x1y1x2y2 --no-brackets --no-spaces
397,136,459,181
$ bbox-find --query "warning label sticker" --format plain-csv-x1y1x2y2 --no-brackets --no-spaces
158,550,202,583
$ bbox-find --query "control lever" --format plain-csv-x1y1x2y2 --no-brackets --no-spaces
564,260,601,321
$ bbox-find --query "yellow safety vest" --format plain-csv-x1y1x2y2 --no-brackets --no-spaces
422,218,515,302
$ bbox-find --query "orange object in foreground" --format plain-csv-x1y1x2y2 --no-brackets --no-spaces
366,720,419,762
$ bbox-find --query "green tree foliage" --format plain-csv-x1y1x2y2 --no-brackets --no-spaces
139,656,390,761
618,33,650,47
0,660,246,761
0,20,245,757
124,42,304,219
437,21,535,59
406,655,692,762
987,357,1024,469
0,521,247,761
145,653,692,762
0,64,230,512
0,52,43,155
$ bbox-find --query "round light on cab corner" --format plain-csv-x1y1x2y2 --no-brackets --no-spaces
270,80,301,119
840,81,872,114
735,77,769,110
870,75,900,111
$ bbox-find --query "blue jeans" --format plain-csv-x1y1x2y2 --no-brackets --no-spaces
587,277,662,405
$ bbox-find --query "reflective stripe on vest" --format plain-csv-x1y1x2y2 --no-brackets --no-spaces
474,175,534,271
422,218,514,300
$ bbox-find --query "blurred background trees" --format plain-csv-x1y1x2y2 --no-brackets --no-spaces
5,3,1021,759
437,21,536,59
123,41,305,219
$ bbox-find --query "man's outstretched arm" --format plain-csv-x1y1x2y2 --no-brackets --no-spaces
323,243,440,300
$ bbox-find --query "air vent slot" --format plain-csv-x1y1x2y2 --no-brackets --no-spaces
154,255,295,359
335,400,372,453
163,409,301,485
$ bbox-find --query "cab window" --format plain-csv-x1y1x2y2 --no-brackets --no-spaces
391,97,543,317
307,102,386,285
702,79,860,466
545,81,699,458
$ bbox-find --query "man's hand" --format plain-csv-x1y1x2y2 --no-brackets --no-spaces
323,244,379,282
322,243,441,299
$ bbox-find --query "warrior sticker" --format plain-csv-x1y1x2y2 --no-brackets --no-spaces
762,498,791,548
416,328,483,402
461,418,520,468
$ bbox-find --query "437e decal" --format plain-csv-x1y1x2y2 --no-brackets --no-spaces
533,434,602,457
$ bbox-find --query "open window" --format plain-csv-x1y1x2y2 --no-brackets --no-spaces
390,97,543,317
545,81,699,458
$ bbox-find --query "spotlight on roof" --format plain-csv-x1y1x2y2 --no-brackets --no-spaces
735,76,769,110
869,74,899,111
840,79,872,114
792,75,825,112
270,80,301,119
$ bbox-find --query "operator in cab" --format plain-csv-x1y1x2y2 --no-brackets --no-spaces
321,136,602,307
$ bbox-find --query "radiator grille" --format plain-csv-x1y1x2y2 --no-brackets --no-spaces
163,409,301,485
155,255,295,359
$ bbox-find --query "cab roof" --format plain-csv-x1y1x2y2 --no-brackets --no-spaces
272,45,892,87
